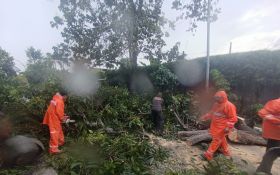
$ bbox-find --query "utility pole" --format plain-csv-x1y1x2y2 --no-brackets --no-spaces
205,0,211,90
229,42,232,54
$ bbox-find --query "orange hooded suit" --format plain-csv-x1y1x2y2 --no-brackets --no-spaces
202,91,238,160
258,98,280,141
43,93,65,154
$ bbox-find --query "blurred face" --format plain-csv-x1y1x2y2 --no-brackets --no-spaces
214,96,223,103
62,96,68,102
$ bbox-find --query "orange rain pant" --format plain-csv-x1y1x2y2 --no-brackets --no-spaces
49,123,65,153
204,132,230,160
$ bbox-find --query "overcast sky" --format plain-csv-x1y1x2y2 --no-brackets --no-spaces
1,0,280,70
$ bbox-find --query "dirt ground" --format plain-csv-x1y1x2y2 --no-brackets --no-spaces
148,134,280,175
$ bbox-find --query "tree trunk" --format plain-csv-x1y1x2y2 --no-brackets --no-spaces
228,129,267,146
235,117,261,135
178,129,267,146
178,130,208,137
129,49,138,68
127,1,139,68
185,133,212,145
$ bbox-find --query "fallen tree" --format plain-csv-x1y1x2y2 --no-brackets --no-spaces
178,129,267,146
235,117,261,136
228,129,266,146
173,100,266,146
178,130,208,137
174,112,188,130
185,133,212,145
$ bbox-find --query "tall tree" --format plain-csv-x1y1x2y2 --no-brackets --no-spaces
0,47,16,110
26,47,43,64
172,0,220,31
52,0,219,68
0,47,16,77
52,0,167,68
25,47,57,84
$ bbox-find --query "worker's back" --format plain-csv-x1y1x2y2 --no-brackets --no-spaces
152,96,163,111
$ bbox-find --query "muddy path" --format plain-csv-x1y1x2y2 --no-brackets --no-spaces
148,134,280,175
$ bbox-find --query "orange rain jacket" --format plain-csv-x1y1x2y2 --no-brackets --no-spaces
258,98,280,140
203,91,238,136
43,94,65,126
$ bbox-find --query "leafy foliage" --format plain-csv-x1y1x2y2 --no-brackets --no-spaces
43,132,167,175
202,50,280,111
210,69,230,92
164,42,187,63
0,47,17,110
66,86,152,132
1,51,176,174
0,47,17,77
244,103,263,128
52,0,220,67
150,65,178,91
52,0,167,68
104,49,280,114
0,166,31,175
167,93,200,132
203,156,248,175
26,47,43,64
172,0,220,31
106,64,178,92
165,169,203,175
0,47,260,175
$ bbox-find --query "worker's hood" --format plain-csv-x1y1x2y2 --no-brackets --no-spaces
214,91,228,104
53,93,63,101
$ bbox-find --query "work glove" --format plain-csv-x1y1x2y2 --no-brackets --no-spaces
65,118,75,124
224,127,230,134
62,116,70,123
264,114,274,121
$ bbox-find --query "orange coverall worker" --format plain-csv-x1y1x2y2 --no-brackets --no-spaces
201,91,238,160
256,98,280,174
43,93,66,154
258,98,280,141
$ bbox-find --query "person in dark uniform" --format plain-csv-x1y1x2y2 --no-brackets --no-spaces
151,92,164,134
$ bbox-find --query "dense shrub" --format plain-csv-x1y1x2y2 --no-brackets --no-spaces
203,156,248,175
1,47,264,174
43,132,168,175
207,50,280,107
107,50,280,112
210,69,230,92
106,64,178,92
244,103,263,128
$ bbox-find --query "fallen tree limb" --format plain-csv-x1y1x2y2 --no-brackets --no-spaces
137,112,150,115
236,124,260,136
178,128,266,146
178,130,208,137
176,115,265,146
174,111,188,130
235,117,261,136
185,133,212,145
228,129,267,146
